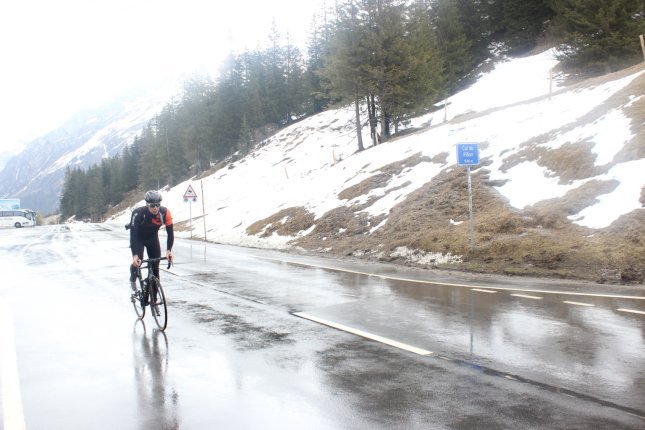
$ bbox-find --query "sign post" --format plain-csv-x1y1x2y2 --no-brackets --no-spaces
457,143,480,254
183,184,198,239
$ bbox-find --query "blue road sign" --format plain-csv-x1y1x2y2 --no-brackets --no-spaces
457,143,479,165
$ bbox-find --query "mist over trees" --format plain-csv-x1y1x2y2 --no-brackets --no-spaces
60,0,644,221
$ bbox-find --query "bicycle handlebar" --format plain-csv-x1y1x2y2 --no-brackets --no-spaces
140,256,172,270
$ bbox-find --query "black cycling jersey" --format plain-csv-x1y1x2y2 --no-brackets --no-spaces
129,205,174,259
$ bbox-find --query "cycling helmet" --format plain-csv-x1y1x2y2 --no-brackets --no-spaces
144,190,162,204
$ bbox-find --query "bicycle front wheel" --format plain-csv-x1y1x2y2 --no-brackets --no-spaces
131,279,146,319
150,278,168,330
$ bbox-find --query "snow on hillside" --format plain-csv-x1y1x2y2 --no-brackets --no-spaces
411,48,562,124
110,49,644,253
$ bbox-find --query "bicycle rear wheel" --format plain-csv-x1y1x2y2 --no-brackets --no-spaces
131,279,146,319
150,278,168,330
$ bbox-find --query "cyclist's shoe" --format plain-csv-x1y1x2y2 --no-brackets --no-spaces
153,305,161,316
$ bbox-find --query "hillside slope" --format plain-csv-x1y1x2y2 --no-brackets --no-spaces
111,50,645,285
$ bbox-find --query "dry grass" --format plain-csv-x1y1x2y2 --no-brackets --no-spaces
338,153,431,201
246,207,315,238
529,179,620,228
501,142,603,182
267,153,644,284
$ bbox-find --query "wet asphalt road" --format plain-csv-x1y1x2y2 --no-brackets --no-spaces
0,224,644,429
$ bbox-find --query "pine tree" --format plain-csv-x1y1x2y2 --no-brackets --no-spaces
321,0,371,151
305,7,335,114
550,0,645,74
400,0,444,124
60,168,76,219
502,0,554,53
139,125,164,188
155,103,189,187
433,0,475,92
284,36,306,123
87,166,106,220
455,0,491,58
238,113,253,154
265,21,290,125
60,167,91,220
178,77,217,172
240,49,268,129
121,139,140,192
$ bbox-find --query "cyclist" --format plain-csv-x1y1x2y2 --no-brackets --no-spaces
128,190,174,291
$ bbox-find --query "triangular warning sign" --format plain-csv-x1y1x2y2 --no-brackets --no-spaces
183,184,198,199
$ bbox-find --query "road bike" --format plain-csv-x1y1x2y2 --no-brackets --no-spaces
131,257,170,330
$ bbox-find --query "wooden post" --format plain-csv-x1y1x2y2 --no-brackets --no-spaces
640,35,645,62
201,180,206,241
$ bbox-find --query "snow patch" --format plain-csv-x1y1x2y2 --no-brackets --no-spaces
390,246,463,265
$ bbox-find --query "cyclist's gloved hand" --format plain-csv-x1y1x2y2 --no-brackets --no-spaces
166,250,173,265
132,255,141,268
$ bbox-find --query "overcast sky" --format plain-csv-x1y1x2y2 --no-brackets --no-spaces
0,0,324,152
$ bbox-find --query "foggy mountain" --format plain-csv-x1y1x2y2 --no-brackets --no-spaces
0,84,178,214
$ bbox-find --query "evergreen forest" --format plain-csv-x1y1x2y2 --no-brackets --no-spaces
60,0,645,220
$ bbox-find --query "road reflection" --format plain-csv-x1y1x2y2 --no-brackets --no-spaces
132,320,180,429
302,273,645,411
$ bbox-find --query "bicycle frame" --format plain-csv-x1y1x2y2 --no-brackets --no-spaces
132,257,171,330
135,257,170,291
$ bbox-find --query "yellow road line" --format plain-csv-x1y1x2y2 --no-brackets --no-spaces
0,298,26,430
293,312,433,356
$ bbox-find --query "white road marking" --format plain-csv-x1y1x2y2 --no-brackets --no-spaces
510,294,543,300
0,299,26,430
616,308,645,315
254,256,645,301
471,288,497,294
293,312,433,356
563,301,594,307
